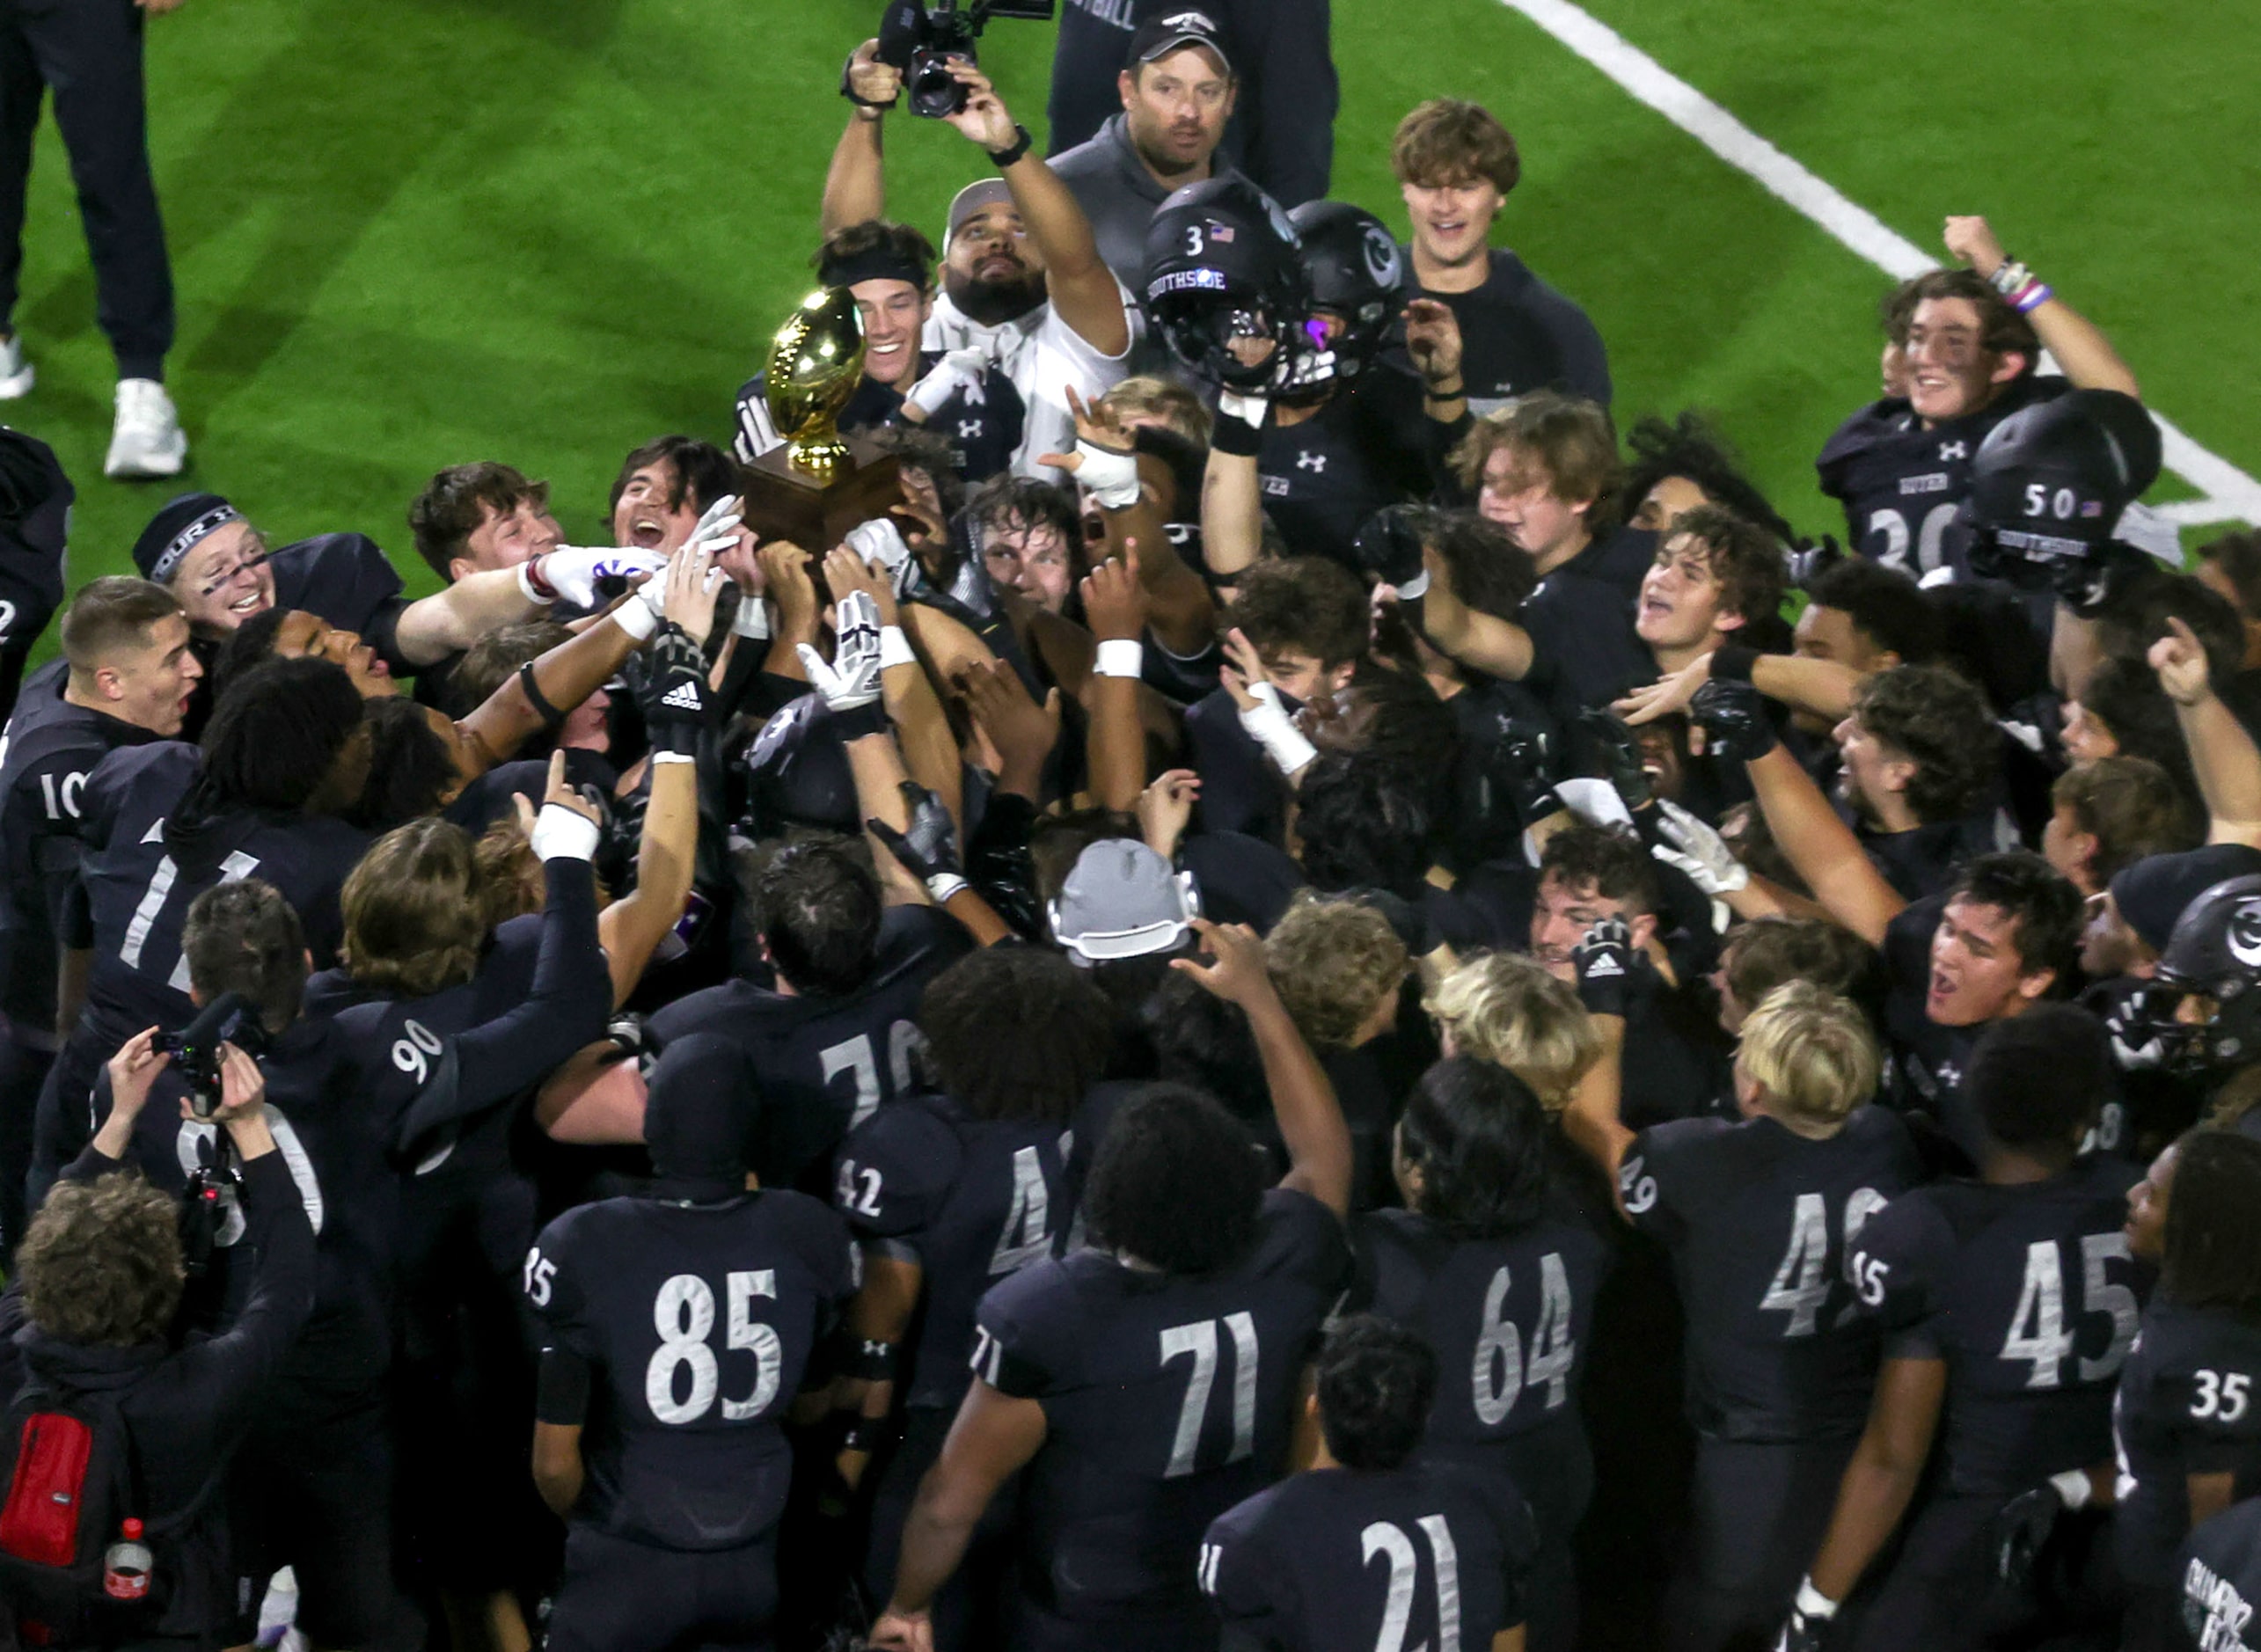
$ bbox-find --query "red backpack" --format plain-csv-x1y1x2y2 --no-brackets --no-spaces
0,1381,167,1647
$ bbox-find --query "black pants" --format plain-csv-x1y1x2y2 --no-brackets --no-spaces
0,1022,52,1260
546,1524,779,1652
1852,1494,2121,1652
0,0,172,377
1665,1432,1860,1652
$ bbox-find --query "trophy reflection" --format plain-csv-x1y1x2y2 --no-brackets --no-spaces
740,287,901,548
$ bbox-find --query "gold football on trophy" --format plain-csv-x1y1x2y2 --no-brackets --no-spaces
766,287,867,479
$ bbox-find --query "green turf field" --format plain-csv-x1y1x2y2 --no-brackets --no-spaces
9,0,2257,654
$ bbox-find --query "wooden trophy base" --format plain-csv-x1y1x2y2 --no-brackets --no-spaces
739,433,903,552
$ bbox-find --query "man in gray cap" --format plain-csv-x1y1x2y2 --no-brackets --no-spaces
829,41,1133,482
1046,11,1255,292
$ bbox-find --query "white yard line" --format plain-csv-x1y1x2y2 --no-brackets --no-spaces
1498,0,2261,530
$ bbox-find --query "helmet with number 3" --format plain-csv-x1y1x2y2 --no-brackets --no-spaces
1285,201,1406,384
1143,178,1308,393
1965,388,2161,613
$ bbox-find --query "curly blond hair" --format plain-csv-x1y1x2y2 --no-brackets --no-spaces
1424,951,1599,1113
1266,895,1410,1050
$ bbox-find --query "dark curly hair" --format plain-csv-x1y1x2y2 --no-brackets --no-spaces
1620,411,1796,545
918,948,1115,1122
1804,559,1942,664
1967,1003,2109,1158
1666,504,1787,632
1951,851,2083,987
1294,752,1433,899
18,1173,186,1346
1227,556,1367,669
1083,1082,1266,1275
1722,917,1876,1018
1314,1316,1438,1472
1416,507,1535,619
1397,1056,1549,1239
1850,663,1999,823
198,655,366,815
1538,822,1657,916
2079,656,2197,808
406,461,549,581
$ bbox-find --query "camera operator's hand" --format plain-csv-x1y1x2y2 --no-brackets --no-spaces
844,38,903,114
209,1043,278,1160
940,59,1018,151
105,1027,172,1127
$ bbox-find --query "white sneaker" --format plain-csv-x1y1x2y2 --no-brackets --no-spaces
106,377,187,479
0,335,32,399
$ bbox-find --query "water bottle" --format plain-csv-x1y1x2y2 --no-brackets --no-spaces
101,1517,151,1601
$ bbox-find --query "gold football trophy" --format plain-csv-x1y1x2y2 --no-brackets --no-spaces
739,287,903,550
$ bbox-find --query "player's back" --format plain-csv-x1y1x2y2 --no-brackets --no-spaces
977,1187,1350,1635
1203,1458,1538,1652
526,1188,854,1551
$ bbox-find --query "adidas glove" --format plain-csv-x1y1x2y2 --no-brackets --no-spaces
637,623,709,757
1572,914,1640,1019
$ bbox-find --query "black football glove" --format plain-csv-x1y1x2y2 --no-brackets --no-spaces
1571,914,1640,1018
1496,723,1562,825
1688,677,1779,766
1772,1603,1832,1652
1990,1480,2068,1594
1577,706,1653,814
636,621,710,757
1787,533,1844,590
867,780,968,903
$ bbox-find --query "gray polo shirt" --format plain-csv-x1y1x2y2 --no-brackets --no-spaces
1050,113,1258,294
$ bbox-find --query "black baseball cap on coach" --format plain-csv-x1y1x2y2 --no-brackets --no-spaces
1125,9,1232,73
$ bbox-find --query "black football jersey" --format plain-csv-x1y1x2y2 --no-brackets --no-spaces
2175,1495,2261,1651
1878,895,1988,1171
0,661,165,1032
645,905,976,1189
833,1090,1074,1411
1256,370,1451,570
1516,546,1651,725
1815,376,2068,579
2116,1303,2261,1590
1348,1204,1607,1527
974,1187,1350,1629
526,1188,857,1550
1201,1459,1539,1652
1381,248,1611,416
1848,1156,2146,1495
1621,1107,1923,1441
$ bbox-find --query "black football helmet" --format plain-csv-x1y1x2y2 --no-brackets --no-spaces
1285,201,1405,387
735,692,859,836
1965,388,2162,615
1143,178,1307,393
2149,873,2261,1074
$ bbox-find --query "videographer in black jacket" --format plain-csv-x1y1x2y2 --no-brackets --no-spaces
2,1029,314,1650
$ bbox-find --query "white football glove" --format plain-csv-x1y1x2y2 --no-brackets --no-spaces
903,348,990,418
797,589,885,713
523,546,667,609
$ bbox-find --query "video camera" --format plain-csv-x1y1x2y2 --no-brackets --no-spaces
159,990,266,1122
874,0,1055,119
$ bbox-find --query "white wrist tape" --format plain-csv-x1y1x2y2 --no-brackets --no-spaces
1075,442,1142,512
2050,1468,2094,1511
926,873,970,903
652,751,698,767
1238,682,1317,777
878,625,918,670
610,598,657,643
1094,639,1145,679
1395,569,1431,600
1794,1578,1838,1621
1218,389,1269,428
530,804,601,864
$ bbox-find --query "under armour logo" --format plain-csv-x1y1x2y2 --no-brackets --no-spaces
1938,441,1968,462
1935,1062,1961,1090
659,681,703,712
958,420,983,441
1295,450,1326,472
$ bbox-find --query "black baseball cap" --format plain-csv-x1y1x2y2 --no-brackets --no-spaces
1126,9,1231,73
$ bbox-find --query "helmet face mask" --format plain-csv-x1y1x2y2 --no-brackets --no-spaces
1148,289,1297,393
2152,875,2261,1075
1144,178,1310,393
1284,202,1406,391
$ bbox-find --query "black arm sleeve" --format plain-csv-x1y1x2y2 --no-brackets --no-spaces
174,1151,318,1432
392,859,610,1155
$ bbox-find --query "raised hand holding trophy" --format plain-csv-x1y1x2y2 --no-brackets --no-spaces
739,287,903,550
